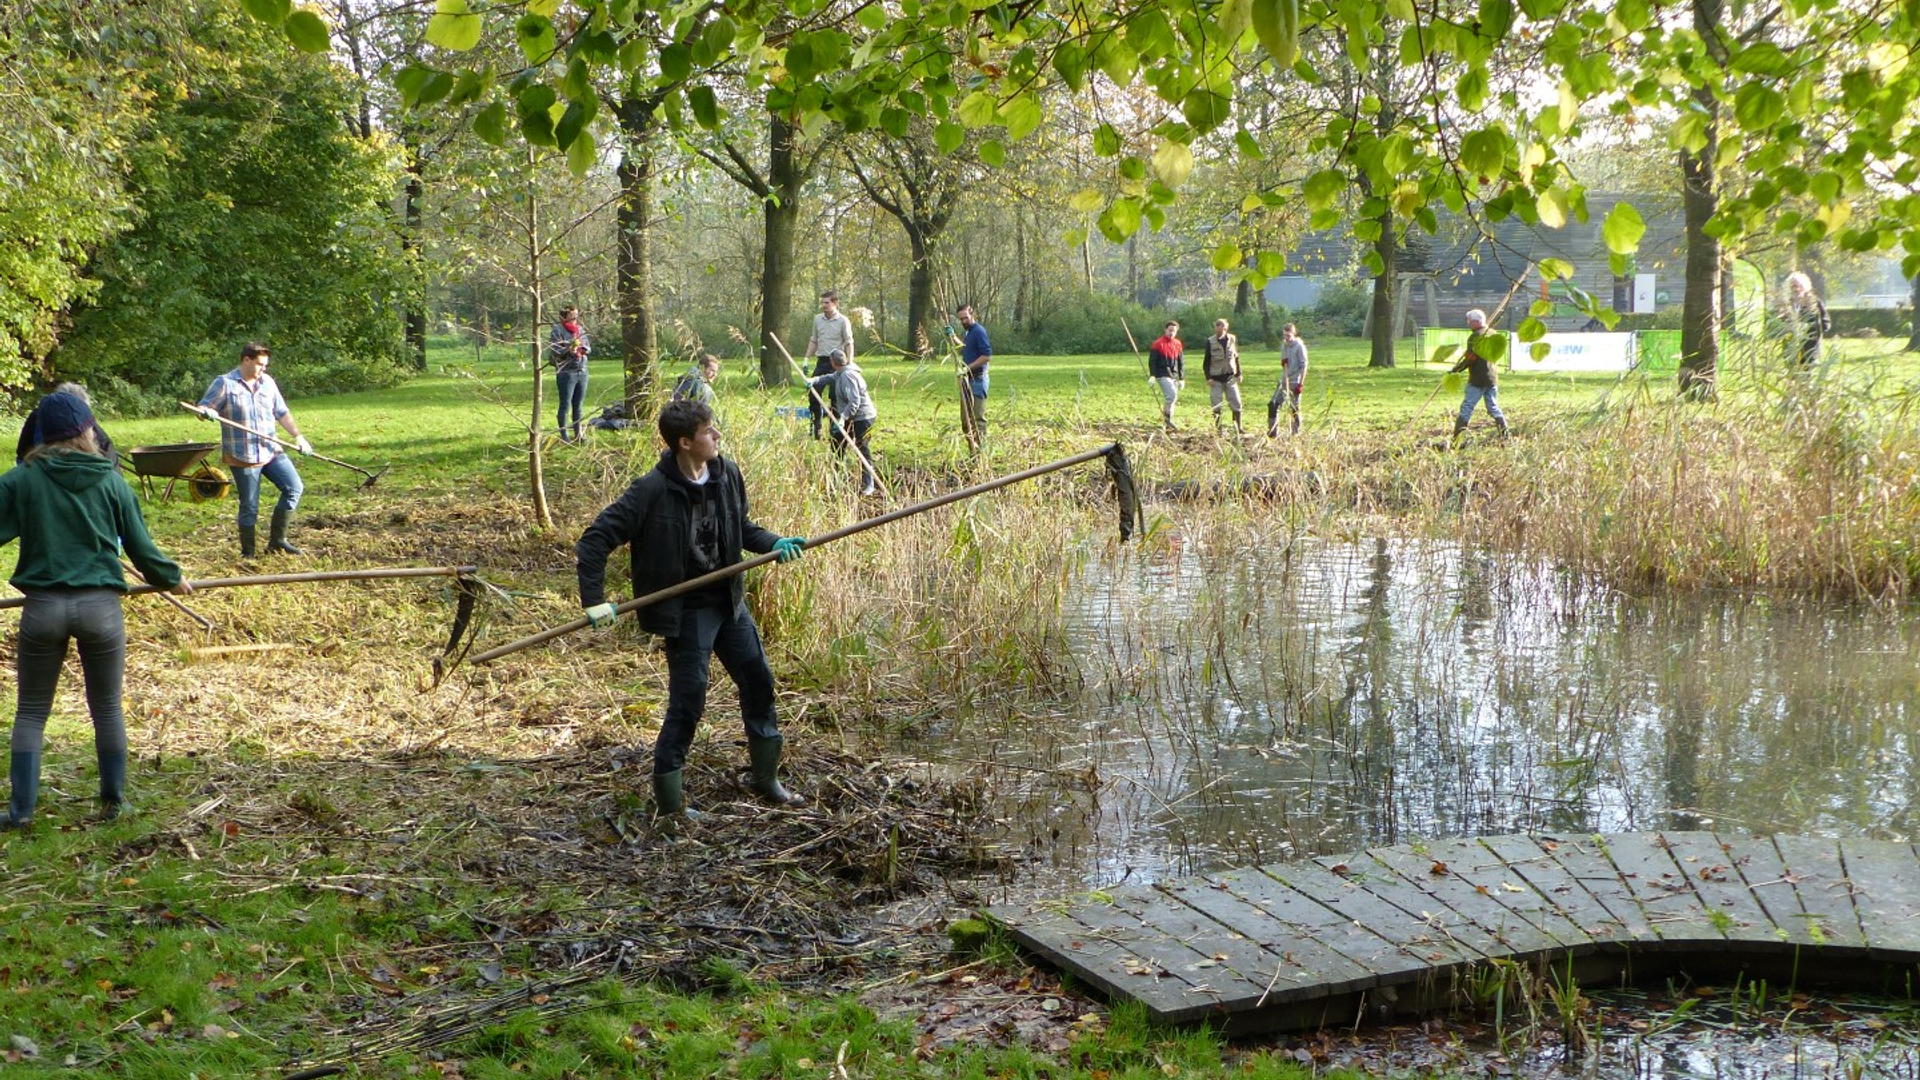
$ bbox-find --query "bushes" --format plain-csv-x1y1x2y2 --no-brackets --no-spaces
1296,280,1370,338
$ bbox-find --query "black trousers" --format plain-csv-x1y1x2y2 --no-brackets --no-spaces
654,598,780,775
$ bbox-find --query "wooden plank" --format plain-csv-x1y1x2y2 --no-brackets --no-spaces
1655,831,1782,946
1714,834,1824,948
1596,831,1727,947
1156,876,1378,1002
1443,837,1600,951
1839,839,1920,960
1540,835,1663,944
1212,866,1433,982
1263,860,1485,974
1354,841,1567,959
987,900,1207,1019
1476,834,1633,943
1083,888,1276,1018
1772,834,1868,952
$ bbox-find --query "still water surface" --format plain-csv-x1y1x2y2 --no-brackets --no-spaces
972,536,1918,887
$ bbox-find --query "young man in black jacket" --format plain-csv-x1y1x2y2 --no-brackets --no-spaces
576,400,808,821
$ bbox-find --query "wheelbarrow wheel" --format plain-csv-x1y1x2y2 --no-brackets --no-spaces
188,465,231,503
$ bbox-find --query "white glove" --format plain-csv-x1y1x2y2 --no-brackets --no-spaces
294,435,313,455
585,602,617,627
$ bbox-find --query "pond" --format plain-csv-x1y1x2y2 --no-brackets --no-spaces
922,534,1920,1075
953,535,1918,889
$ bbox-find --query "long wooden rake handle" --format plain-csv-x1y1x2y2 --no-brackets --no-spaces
0,565,478,611
467,444,1123,666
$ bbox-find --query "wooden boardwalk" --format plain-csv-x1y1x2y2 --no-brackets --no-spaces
986,832,1920,1033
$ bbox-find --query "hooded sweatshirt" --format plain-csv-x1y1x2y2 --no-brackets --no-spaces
0,451,182,591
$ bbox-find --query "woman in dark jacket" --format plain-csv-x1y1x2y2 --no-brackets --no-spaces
0,393,189,829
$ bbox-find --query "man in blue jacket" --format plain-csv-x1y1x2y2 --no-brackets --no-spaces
575,399,808,822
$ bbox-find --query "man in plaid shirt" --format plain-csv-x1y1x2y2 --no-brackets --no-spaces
195,342,313,557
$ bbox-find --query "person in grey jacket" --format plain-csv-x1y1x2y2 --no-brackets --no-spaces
575,399,808,822
548,306,591,441
1268,323,1309,437
809,349,879,496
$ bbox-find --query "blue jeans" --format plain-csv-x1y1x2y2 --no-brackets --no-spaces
556,367,587,438
1459,384,1505,424
654,598,780,775
12,589,126,756
232,453,303,528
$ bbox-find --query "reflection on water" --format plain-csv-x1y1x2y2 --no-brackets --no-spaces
935,536,1918,890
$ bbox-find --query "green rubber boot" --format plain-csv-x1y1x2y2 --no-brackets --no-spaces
267,508,302,555
239,524,257,558
1,751,41,831
651,770,705,824
747,736,805,807
98,748,129,820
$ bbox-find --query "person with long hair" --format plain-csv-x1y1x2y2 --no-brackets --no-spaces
0,392,189,829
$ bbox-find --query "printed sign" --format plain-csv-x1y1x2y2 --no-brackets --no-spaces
1509,333,1637,373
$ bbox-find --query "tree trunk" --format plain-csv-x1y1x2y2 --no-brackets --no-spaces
1126,233,1139,304
1678,0,1723,398
1013,207,1029,328
402,136,427,371
1908,273,1920,351
1367,211,1397,368
757,113,802,386
1234,279,1251,315
1255,285,1275,346
617,96,661,415
525,149,552,530
906,228,934,357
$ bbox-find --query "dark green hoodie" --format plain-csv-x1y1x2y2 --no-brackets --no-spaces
0,451,182,592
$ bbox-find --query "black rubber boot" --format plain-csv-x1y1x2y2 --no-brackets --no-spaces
1291,410,1301,436
652,770,706,824
1,751,40,831
1267,400,1280,438
267,508,302,555
1452,417,1469,440
98,748,128,820
1496,416,1511,438
747,736,805,807
1232,410,1244,434
239,524,257,558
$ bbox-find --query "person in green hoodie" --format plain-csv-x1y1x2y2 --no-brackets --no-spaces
0,393,190,830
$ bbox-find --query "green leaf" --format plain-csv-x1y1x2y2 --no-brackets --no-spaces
934,122,966,154
957,91,999,128
1052,42,1089,92
1303,168,1344,211
285,10,330,51
1733,82,1784,131
1470,329,1508,362
1536,188,1568,229
703,15,736,59
1181,87,1230,133
561,58,592,102
857,5,888,30
1152,142,1194,188
1255,250,1286,276
1517,316,1547,343
1093,124,1122,156
1217,0,1254,46
660,43,691,82
1097,198,1143,243
527,0,560,15
241,0,291,23
1601,202,1645,254
473,100,508,145
1000,95,1042,142
417,71,454,107
566,129,596,176
1477,0,1514,38
1538,257,1575,280
396,65,436,108
880,107,910,137
1211,242,1243,271
427,0,483,52
554,98,594,150
1456,68,1488,112
446,69,492,107
688,85,720,129
978,139,1006,167
1234,129,1264,160
1459,127,1509,178
1380,133,1415,176
1070,189,1105,213
517,15,558,64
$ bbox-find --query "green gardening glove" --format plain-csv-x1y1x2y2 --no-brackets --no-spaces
772,537,805,563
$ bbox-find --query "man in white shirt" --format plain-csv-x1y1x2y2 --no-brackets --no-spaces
803,290,855,440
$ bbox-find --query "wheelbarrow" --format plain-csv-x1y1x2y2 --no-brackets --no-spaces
122,443,231,502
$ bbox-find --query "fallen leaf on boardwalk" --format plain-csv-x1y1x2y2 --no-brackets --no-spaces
1329,863,1350,876
1475,885,1490,896
1429,861,1448,876
1500,882,1525,892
